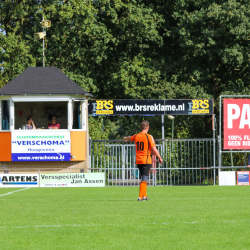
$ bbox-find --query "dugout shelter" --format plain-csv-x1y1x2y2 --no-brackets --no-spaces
0,67,92,173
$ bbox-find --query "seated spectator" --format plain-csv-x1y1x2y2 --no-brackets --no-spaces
48,115,60,129
25,116,36,130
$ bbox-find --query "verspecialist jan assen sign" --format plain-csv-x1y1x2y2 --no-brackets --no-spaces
224,99,250,150
88,99,213,116
40,173,105,187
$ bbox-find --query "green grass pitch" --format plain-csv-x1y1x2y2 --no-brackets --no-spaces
1,186,250,250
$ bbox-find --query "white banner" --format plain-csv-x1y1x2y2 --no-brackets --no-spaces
11,131,71,161
40,173,105,187
0,174,39,187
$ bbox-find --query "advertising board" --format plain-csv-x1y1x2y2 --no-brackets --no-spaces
0,174,39,187
219,171,236,186
11,131,71,161
237,171,249,185
40,173,105,187
88,99,213,116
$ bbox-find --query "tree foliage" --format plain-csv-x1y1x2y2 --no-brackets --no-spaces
1,0,250,139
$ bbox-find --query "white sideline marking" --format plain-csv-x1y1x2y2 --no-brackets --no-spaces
0,188,30,198
1,220,250,230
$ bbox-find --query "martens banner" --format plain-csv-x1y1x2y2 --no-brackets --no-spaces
0,174,39,187
88,99,213,116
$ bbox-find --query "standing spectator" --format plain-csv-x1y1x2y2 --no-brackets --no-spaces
124,120,163,201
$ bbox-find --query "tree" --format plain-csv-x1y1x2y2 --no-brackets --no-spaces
0,0,38,87
2,0,250,139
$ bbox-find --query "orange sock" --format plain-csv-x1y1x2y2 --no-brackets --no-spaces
141,181,147,197
139,183,143,199
139,181,147,198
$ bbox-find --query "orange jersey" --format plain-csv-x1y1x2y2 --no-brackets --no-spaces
130,132,156,164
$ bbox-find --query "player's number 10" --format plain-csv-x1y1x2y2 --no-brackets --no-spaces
136,141,144,151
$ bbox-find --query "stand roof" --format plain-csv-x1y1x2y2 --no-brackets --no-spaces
0,67,92,96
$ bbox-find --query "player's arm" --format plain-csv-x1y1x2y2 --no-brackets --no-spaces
124,136,132,142
152,147,163,164
148,135,163,163
124,134,136,142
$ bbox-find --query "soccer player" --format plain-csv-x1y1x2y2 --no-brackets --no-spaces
124,120,163,201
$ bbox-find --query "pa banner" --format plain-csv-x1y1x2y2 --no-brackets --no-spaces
224,99,250,149
88,99,213,116
11,131,71,161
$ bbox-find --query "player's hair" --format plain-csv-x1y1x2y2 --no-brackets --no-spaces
27,116,33,121
141,120,149,130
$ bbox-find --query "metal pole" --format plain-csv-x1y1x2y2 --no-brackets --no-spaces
162,115,164,140
219,96,222,170
213,115,216,185
43,17,45,67
172,119,174,152
245,152,247,169
172,119,174,140
230,150,233,167
162,115,165,159
89,137,92,170
218,96,221,187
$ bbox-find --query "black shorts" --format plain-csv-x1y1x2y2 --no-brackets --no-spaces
137,164,152,176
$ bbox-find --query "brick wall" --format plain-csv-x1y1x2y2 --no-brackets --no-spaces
0,161,89,173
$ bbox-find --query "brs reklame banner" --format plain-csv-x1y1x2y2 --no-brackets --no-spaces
224,99,250,149
88,99,213,116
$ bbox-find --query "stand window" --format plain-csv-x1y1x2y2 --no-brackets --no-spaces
14,101,68,130
73,101,82,129
2,101,10,130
